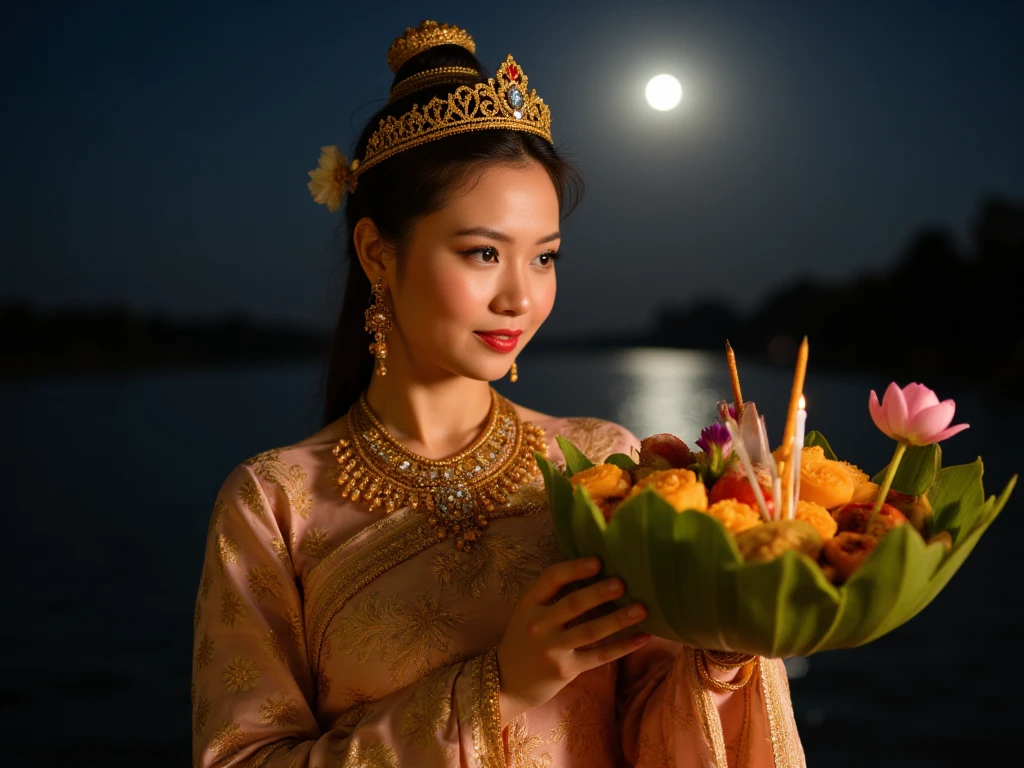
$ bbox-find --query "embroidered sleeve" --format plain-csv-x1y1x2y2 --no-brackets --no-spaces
191,464,506,767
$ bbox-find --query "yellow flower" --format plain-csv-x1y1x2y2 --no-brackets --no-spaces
794,500,837,540
570,464,632,499
629,469,708,513
307,145,354,212
704,499,761,534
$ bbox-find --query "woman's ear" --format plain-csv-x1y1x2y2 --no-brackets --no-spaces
352,217,393,286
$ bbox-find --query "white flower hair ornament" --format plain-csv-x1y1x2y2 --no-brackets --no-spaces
307,145,359,212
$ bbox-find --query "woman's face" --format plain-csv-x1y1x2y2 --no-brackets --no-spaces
386,160,560,382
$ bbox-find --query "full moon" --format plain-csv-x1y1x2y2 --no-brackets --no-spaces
645,74,683,111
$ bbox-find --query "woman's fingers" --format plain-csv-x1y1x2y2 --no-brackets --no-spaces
554,601,647,651
573,629,652,669
547,577,625,629
526,557,602,604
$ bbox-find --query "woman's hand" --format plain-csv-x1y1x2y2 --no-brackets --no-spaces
495,556,650,726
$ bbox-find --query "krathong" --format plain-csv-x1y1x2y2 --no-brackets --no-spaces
537,340,1015,657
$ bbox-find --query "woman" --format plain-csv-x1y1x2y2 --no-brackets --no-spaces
191,20,805,767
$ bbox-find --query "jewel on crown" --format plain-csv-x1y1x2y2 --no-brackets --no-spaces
357,53,552,176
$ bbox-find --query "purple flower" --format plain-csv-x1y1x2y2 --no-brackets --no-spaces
697,422,732,455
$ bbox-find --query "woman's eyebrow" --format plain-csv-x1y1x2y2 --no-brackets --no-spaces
453,226,561,245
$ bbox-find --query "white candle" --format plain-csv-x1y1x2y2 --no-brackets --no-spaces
791,396,807,518
725,419,772,522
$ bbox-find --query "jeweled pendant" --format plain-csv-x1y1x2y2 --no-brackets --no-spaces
507,86,524,109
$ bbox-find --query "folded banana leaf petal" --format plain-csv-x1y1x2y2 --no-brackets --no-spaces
538,442,1015,658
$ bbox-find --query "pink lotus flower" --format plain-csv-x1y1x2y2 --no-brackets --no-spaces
868,382,969,446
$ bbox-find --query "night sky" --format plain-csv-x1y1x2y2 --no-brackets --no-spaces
4,0,1023,337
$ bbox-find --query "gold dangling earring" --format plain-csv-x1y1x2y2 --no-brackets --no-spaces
510,361,518,383
364,277,393,376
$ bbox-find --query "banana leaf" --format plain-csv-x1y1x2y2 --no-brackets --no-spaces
538,439,1015,658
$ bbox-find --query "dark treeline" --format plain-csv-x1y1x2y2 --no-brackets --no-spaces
4,196,1022,389
641,196,1024,394
0,304,330,376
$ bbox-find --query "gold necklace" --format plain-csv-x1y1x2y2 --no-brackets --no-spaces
332,388,548,550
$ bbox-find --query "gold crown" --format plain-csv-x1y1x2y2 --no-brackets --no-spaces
308,55,553,212
387,20,476,74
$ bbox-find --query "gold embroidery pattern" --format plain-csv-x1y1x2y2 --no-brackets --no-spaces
246,449,313,519
285,610,304,644
342,738,400,768
191,680,196,707
335,591,464,685
548,685,601,757
534,532,561,568
260,692,300,725
192,695,211,735
338,687,377,729
222,655,260,693
262,629,287,662
469,648,503,768
635,732,669,768
247,741,296,768
305,514,439,670
269,536,291,565
760,657,805,766
508,484,548,517
685,646,728,767
220,587,245,627
216,534,239,574
247,564,284,601
561,417,623,463
195,632,215,671
401,664,453,748
432,532,534,603
305,491,540,671
238,476,266,519
208,497,226,534
209,721,245,761
507,715,553,768
193,597,202,630
199,567,213,600
300,527,331,559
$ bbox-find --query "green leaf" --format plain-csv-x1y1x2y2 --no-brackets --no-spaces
871,443,941,496
930,459,985,544
535,452,579,561
602,490,682,641
556,436,594,477
804,431,838,460
605,452,638,470
729,550,842,657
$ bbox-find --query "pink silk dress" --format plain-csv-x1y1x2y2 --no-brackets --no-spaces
191,416,805,767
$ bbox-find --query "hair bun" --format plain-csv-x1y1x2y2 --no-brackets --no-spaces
386,20,476,74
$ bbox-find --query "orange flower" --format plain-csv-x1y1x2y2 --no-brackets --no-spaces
798,451,856,509
570,463,632,499
801,446,868,487
795,500,837,540
629,469,708,513
704,499,761,534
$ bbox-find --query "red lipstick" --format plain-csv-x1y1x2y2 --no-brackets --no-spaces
474,329,523,353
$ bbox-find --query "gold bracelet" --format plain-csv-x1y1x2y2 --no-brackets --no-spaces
705,649,756,670
696,650,756,692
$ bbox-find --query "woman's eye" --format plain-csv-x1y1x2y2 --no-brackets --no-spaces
533,251,561,267
466,246,499,264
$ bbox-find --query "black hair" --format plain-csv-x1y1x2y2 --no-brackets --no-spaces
321,43,584,425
